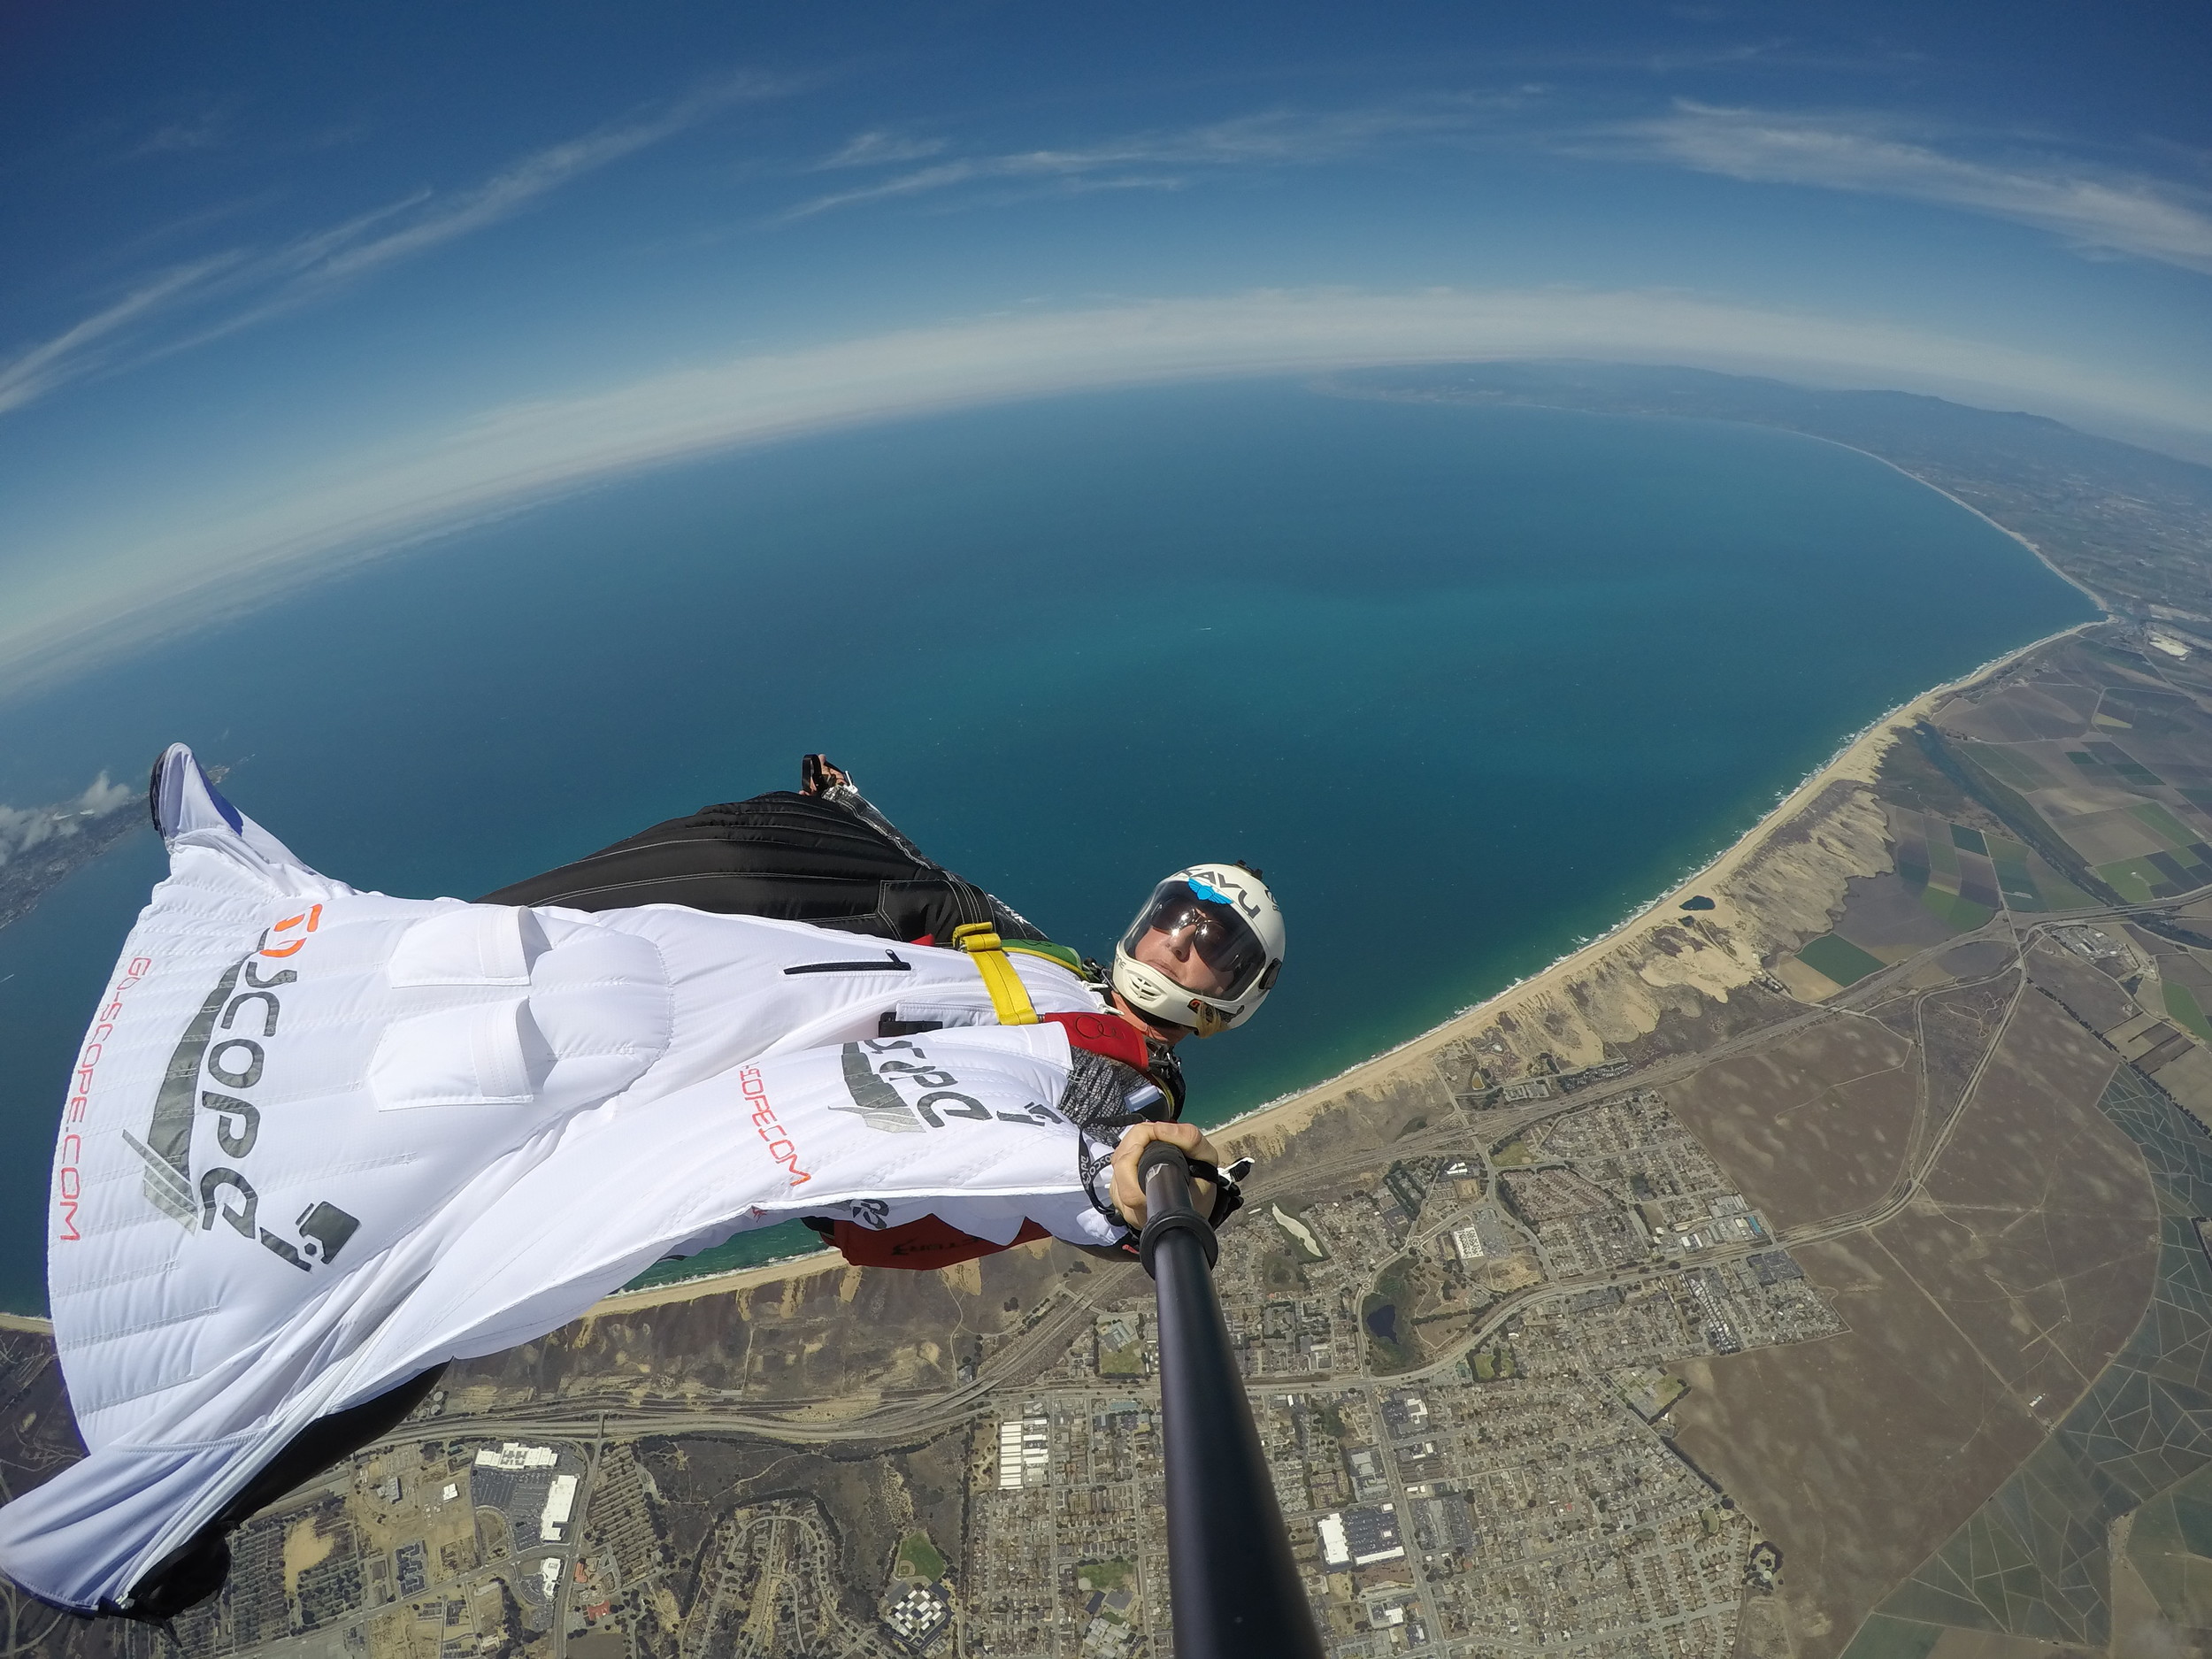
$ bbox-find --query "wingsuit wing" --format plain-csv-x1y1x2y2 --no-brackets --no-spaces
149,742,316,876
1,1020,1111,1613
0,749,1121,1615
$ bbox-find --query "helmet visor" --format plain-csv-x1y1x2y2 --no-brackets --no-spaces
1120,876,1270,1001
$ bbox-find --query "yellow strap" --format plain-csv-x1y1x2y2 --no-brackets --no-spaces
952,923,1039,1025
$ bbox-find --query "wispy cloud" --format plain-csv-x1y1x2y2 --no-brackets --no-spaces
0,257,238,415
0,73,780,419
787,89,2212,272
0,773,134,867
781,99,1507,219
1612,102,2212,274
10,284,2204,695
816,130,949,169
306,81,755,288
1638,40,1786,74
134,110,230,157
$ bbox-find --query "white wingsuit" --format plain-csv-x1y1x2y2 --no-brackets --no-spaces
0,749,1129,1614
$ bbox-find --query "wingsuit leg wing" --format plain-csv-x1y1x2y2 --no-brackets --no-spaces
474,789,1010,943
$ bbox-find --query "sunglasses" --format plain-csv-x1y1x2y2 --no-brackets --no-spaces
1126,881,1267,995
1147,899,1247,967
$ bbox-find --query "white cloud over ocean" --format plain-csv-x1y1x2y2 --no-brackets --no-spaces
0,774,134,867
4,284,2208,695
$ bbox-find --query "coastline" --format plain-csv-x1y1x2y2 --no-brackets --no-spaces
1322,377,2115,618
1210,618,2097,1153
1792,431,2111,615
578,612,2100,1312
575,440,2111,1308
586,1251,850,1317
0,618,2101,1333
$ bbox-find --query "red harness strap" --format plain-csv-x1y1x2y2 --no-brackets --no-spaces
1041,1008,1149,1069
820,1007,1147,1271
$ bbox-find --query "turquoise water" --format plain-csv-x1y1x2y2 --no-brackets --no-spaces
0,380,2096,1312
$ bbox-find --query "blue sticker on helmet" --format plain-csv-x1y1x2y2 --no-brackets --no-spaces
1187,877,1233,905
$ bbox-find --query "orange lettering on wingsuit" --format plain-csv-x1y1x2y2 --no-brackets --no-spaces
740,1065,812,1186
257,903,323,959
57,955,153,1242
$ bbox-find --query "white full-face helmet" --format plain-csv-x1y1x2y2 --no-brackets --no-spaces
1110,863,1286,1037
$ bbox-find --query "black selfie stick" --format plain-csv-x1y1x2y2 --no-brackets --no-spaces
1138,1141,1326,1659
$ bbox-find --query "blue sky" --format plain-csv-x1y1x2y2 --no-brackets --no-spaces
4,1,2209,690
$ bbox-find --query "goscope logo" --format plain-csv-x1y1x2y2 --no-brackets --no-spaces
122,904,361,1271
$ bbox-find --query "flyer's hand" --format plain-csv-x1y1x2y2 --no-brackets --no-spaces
1111,1121,1222,1228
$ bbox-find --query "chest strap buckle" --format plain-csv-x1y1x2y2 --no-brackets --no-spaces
951,923,1039,1025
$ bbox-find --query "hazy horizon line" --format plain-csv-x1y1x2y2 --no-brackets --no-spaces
4,284,2206,704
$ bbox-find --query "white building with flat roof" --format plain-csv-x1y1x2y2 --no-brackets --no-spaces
541,1474,578,1542
475,1442,557,1471
997,1417,1049,1490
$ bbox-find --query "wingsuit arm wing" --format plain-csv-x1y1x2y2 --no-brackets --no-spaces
336,1033,1120,1383
0,1026,1107,1616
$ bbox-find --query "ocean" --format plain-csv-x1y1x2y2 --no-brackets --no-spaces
0,379,2096,1311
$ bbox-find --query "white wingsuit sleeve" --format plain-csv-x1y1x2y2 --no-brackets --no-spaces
0,1025,1113,1614
322,1025,1120,1386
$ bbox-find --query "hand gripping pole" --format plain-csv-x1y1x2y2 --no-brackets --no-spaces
1137,1142,1325,1659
